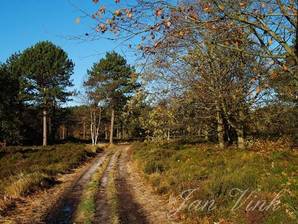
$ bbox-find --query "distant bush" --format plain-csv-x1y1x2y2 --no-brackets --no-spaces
85,144,107,153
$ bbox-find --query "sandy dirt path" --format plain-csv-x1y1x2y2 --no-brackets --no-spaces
93,150,119,223
116,145,177,224
44,153,107,224
0,152,106,224
1,145,177,224
68,145,175,224
116,146,149,223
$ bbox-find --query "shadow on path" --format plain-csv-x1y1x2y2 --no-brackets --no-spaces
44,154,105,224
117,147,149,224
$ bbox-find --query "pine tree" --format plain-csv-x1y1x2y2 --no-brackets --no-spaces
84,51,139,144
19,41,74,145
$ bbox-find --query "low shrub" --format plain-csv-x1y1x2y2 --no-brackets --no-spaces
5,172,52,197
131,141,298,224
144,161,166,174
0,144,96,199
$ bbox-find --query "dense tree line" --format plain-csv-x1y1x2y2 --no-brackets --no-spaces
0,48,142,146
1,0,296,147
81,0,297,147
0,41,74,146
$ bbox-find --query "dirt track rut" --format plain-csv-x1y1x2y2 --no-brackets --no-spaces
1,145,175,224
116,147,150,224
44,153,107,223
93,150,119,223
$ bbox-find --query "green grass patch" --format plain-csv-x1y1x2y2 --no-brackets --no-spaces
132,142,298,224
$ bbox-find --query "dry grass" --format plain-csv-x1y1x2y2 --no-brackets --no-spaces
4,172,50,198
0,144,97,214
132,141,298,224
247,138,294,152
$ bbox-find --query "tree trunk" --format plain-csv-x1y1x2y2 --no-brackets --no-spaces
43,109,47,146
105,127,108,140
62,125,65,140
48,117,52,139
116,126,119,139
198,126,201,137
216,105,224,149
236,110,245,149
90,111,95,145
203,125,209,141
50,105,57,143
121,123,124,140
236,128,245,149
122,128,126,140
84,121,86,140
94,109,101,145
110,109,115,144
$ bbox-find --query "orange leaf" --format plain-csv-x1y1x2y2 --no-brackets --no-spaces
99,23,107,33
99,6,106,14
164,20,171,28
114,9,122,16
239,2,246,8
283,65,289,71
155,8,163,17
127,11,133,18
270,72,278,79
203,6,210,12
218,4,225,10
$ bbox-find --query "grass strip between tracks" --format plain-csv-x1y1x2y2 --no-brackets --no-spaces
106,150,121,224
73,151,112,224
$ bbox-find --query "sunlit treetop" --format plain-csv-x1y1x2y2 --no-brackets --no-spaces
84,0,297,74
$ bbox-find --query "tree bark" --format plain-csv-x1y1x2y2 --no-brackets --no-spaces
94,109,101,145
236,110,245,149
121,125,124,140
167,129,170,141
62,125,65,140
90,111,95,145
203,124,209,141
110,109,115,144
116,126,119,139
216,104,224,149
236,128,245,150
83,120,86,140
43,109,47,146
48,117,52,139
105,127,108,140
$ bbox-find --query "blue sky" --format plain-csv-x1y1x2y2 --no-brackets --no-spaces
0,0,137,105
